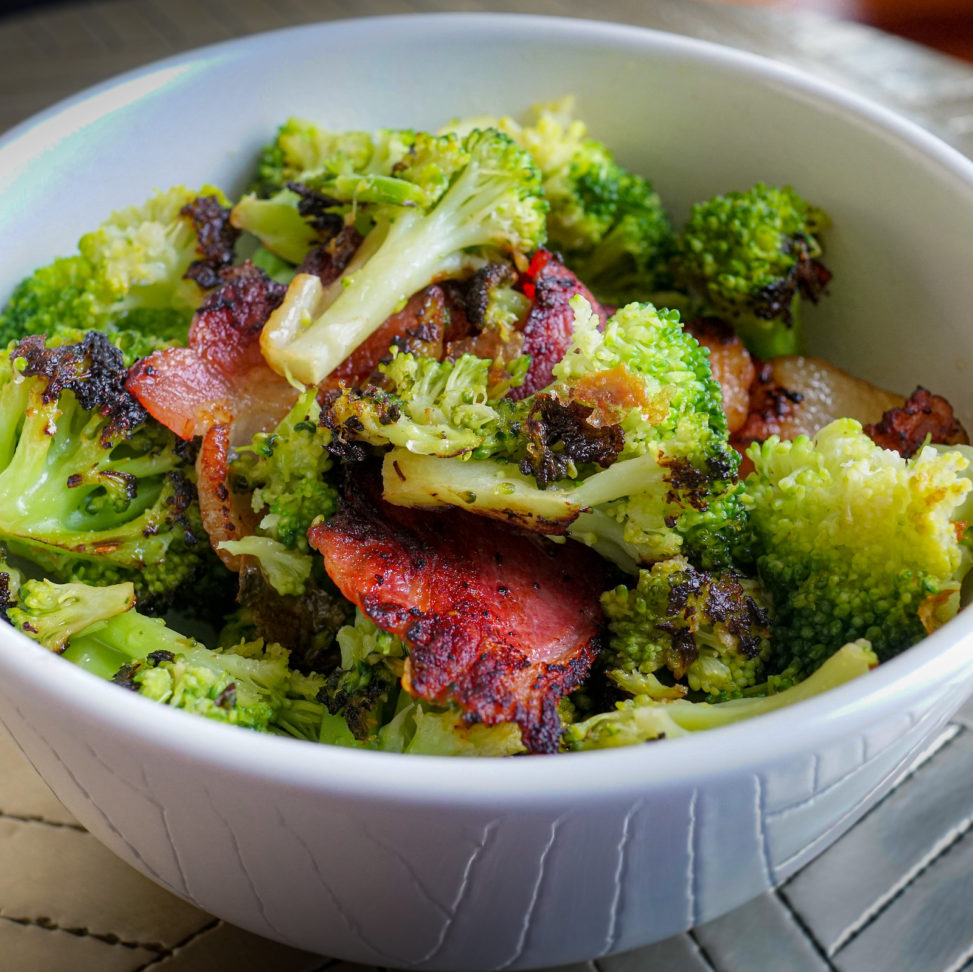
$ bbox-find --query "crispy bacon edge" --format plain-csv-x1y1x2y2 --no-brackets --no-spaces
308,488,606,754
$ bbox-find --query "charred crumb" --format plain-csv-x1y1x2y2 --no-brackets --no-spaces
181,194,240,289
520,394,624,489
661,456,713,512
464,262,517,327
297,225,364,282
287,180,345,239
0,572,13,624
13,332,150,436
756,238,832,322
111,663,141,690
146,649,176,666
214,683,237,710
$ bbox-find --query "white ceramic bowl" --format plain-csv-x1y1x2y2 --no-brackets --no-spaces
1,14,972,970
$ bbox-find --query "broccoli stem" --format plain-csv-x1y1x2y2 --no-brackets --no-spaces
661,639,877,731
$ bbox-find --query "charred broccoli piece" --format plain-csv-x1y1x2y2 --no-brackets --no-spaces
259,128,547,385
601,556,772,696
0,333,207,610
0,187,236,362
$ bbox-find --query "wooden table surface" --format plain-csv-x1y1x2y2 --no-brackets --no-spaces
1,2,973,971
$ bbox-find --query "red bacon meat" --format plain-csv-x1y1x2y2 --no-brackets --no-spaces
509,251,609,401
125,262,295,442
308,489,607,754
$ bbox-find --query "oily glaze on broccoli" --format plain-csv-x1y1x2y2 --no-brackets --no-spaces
672,182,831,358
744,419,972,677
259,128,547,385
0,334,207,610
0,187,236,362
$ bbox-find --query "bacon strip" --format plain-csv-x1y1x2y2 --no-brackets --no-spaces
320,285,450,393
196,423,258,569
509,252,609,401
308,488,607,753
126,262,295,443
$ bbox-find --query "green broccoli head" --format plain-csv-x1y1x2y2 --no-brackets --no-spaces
0,334,208,610
249,118,411,198
317,609,407,743
672,182,831,358
260,127,547,385
5,575,332,739
744,419,972,676
237,123,417,262
601,556,772,697
322,348,527,461
0,186,235,361
5,577,135,653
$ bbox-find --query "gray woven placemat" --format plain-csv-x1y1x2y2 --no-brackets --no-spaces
2,2,973,970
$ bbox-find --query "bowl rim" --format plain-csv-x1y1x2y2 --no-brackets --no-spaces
1,11,972,804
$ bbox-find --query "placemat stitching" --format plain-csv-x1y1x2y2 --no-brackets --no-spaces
775,887,840,970
686,929,719,971
129,918,220,971
0,913,167,953
831,821,973,957
0,809,85,831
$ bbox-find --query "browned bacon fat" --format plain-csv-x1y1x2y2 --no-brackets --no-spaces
684,317,756,435
308,488,607,754
126,262,295,442
864,386,969,458
509,250,609,400
195,423,257,569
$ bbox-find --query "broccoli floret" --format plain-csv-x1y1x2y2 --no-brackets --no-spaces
248,118,408,198
259,128,547,386
601,556,772,696
237,124,417,262
671,182,831,359
219,389,341,598
743,419,972,677
564,639,877,749
322,348,527,460
2,574,332,737
317,609,407,743
216,536,312,597
381,296,739,567
0,334,207,610
5,576,135,653
446,98,673,304
0,186,235,361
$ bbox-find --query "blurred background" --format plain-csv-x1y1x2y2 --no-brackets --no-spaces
711,0,973,61
1,0,973,60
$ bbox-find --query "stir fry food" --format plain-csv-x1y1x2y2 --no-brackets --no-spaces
1,99,970,755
